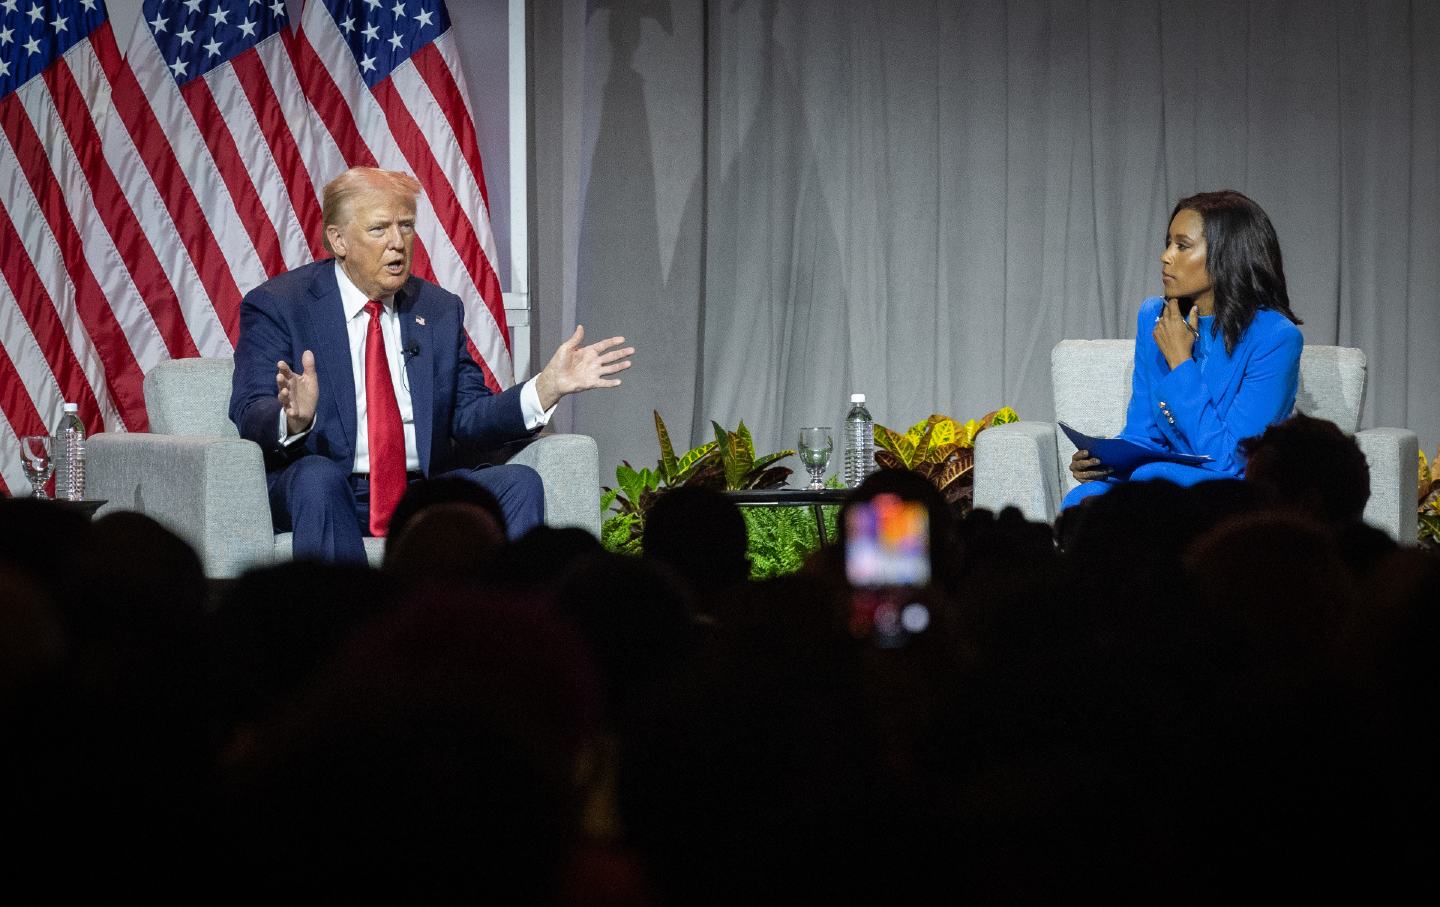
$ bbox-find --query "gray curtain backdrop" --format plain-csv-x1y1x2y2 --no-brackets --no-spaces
535,0,1438,481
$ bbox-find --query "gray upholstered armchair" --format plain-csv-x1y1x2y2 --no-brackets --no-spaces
974,341,1418,541
87,357,601,577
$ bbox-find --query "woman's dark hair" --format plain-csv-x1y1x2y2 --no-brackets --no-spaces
1171,190,1302,353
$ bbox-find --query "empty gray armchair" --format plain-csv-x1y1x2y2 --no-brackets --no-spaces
87,357,601,577
974,340,1418,541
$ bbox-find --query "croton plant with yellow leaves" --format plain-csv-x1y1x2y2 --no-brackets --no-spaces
872,408,1019,510
1419,446,1440,548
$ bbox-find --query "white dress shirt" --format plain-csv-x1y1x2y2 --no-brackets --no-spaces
280,262,553,470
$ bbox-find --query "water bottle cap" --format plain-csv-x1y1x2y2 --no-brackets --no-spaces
850,393,865,404
63,402,78,413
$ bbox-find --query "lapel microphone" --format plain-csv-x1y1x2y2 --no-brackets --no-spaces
402,339,421,360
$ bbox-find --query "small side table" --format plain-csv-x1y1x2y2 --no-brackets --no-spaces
719,488,849,544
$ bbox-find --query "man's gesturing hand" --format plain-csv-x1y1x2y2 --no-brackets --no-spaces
276,350,319,436
534,325,634,411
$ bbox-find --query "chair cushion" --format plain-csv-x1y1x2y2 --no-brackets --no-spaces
1295,346,1366,433
1051,339,1133,437
145,357,241,437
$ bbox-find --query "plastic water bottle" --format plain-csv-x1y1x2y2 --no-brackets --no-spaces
53,402,86,501
843,393,875,488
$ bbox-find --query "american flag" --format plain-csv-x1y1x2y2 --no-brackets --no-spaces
0,0,510,496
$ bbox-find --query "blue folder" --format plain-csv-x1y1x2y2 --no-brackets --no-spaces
1059,421,1212,474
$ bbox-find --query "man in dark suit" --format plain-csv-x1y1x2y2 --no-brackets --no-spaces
229,167,632,563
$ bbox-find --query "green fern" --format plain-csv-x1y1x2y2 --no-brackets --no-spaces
742,504,841,579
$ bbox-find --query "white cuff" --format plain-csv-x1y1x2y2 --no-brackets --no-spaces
278,409,314,446
520,377,557,431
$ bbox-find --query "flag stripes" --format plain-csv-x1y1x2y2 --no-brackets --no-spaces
1,0,513,495
2,67,135,433
230,48,328,260
183,77,290,277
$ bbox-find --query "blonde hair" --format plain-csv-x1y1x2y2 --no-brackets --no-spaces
321,168,422,254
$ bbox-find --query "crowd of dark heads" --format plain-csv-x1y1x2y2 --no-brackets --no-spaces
2,413,1436,904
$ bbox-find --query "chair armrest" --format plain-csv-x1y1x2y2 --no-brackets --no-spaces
973,422,1063,523
1355,427,1419,543
87,433,276,578
505,433,601,536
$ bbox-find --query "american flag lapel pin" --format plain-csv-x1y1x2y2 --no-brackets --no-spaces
415,315,426,326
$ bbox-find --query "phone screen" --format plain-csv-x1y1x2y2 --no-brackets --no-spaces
844,493,931,588
844,494,934,646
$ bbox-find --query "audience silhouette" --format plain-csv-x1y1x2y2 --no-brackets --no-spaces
1,413,1435,901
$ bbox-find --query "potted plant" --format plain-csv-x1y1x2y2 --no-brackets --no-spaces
600,411,795,556
872,408,1018,513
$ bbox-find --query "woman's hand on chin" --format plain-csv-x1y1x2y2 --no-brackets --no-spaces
1154,297,1199,370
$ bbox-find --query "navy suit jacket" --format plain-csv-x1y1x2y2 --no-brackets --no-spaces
228,259,529,475
1118,296,1304,476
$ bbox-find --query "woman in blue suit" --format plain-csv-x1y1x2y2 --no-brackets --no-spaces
1063,190,1305,510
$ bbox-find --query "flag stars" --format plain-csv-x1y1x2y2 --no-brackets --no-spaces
23,34,40,54
168,57,188,77
0,25,12,46
270,0,285,17
50,13,68,33
415,8,434,28
27,3,42,24
0,59,9,78
340,15,356,34
149,12,167,33
183,0,202,14
203,37,223,57
364,0,381,9
1,0,18,16
177,25,195,46
209,9,229,27
238,18,257,38
388,31,403,50
79,0,97,10
362,22,379,41
392,2,406,19
359,54,376,73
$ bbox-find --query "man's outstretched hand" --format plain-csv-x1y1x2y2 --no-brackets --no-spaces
534,325,634,411
277,350,319,436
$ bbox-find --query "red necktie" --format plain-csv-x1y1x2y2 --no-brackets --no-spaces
364,300,406,536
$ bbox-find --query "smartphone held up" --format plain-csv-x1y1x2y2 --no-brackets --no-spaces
844,493,933,647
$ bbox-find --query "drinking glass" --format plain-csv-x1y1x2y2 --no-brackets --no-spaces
20,435,54,499
797,427,833,490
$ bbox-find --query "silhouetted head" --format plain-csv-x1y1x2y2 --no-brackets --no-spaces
213,561,398,727
643,486,750,590
1241,413,1370,525
388,476,507,539
226,587,599,903
0,497,92,597
488,525,604,590
554,552,695,725
62,510,206,645
383,502,505,586
1184,511,1356,662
